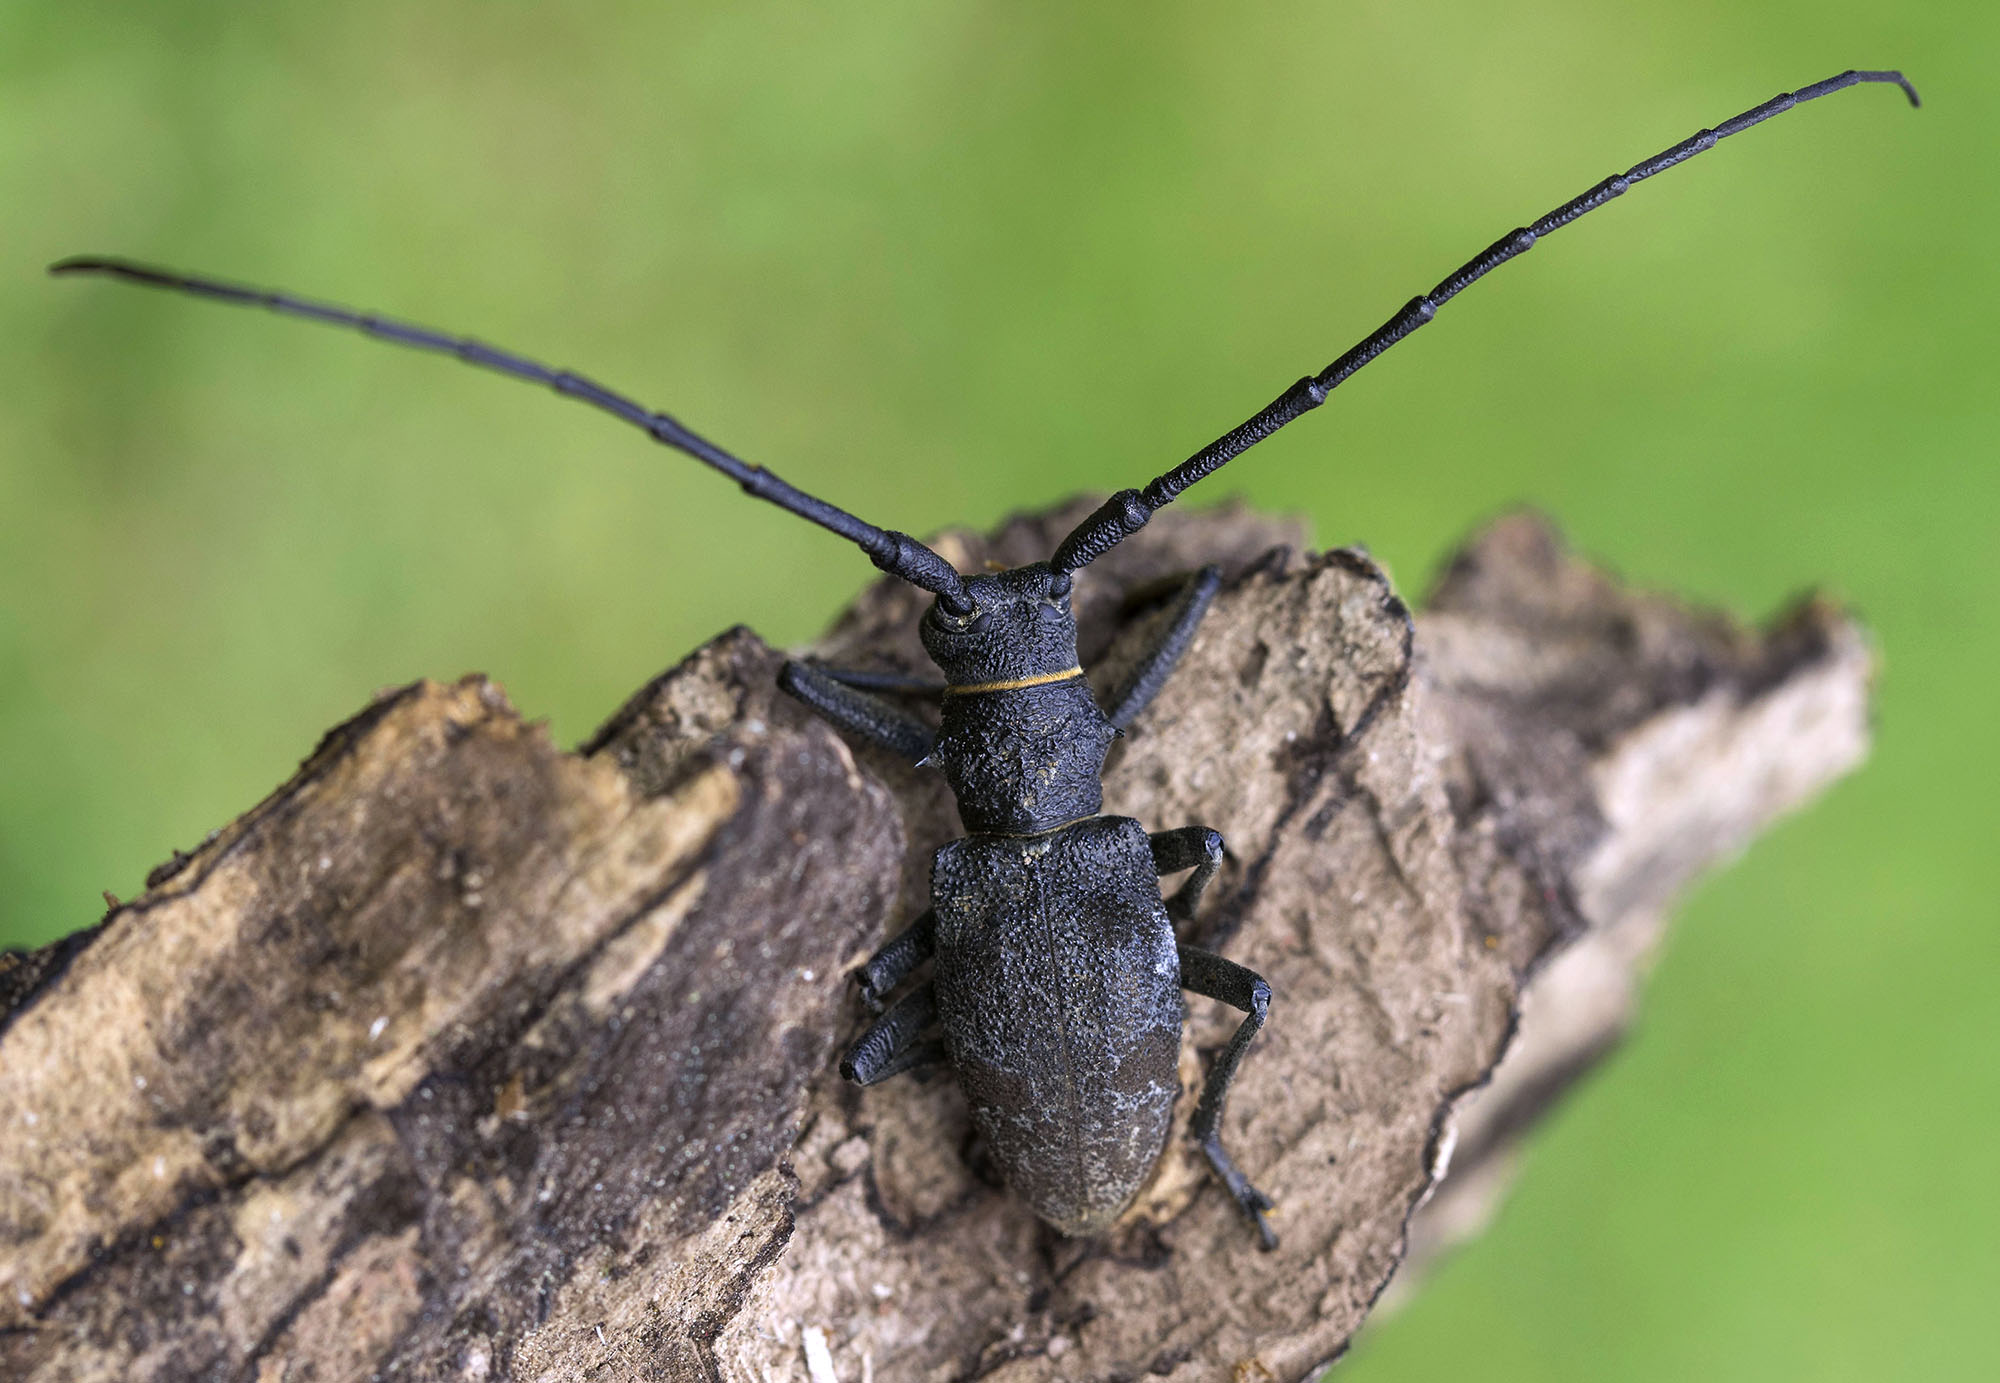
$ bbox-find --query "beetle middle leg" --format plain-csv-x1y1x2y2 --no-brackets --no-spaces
854,908,936,1012
1149,824,1224,922
1178,944,1279,1250
840,982,946,1086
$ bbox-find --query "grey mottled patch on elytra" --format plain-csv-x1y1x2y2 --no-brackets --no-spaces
933,816,1184,1235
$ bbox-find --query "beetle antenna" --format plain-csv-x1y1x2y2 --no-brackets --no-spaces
48,256,972,610
1048,68,1920,578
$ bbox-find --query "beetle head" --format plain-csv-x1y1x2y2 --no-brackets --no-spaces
919,562,1113,834
919,562,1080,687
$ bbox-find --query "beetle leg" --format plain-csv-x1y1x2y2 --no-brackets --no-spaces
854,908,937,1012
1101,564,1222,731
1149,825,1225,922
803,664,946,697
1178,944,1279,1250
779,659,936,762
840,982,943,1086
854,1036,948,1085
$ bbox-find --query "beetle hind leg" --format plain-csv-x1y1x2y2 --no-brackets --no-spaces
1178,943,1279,1250
840,982,945,1086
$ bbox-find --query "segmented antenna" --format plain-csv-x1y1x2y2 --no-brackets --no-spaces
1049,68,1921,579
47,256,972,611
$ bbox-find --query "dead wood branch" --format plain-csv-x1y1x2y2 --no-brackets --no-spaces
0,502,1869,1381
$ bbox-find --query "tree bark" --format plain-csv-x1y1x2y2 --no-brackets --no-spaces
0,501,1870,1382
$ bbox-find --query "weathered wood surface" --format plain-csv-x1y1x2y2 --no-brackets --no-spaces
0,501,1870,1382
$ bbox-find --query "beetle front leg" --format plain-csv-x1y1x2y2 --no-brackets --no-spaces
854,908,936,1012
1150,825,1224,922
1178,944,1278,1250
1101,564,1222,731
800,663,945,698
839,982,945,1086
778,659,936,763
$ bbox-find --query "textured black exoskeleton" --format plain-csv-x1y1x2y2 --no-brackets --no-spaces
52,70,1917,1250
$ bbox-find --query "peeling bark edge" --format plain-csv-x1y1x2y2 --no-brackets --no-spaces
0,684,431,1042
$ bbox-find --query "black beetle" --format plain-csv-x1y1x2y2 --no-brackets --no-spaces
52,69,1918,1250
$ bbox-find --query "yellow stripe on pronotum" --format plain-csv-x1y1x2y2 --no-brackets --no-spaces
941,666,1084,696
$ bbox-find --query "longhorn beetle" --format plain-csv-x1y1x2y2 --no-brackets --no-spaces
52,70,1918,1250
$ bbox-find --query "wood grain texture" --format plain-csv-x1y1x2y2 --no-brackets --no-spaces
0,501,1869,1382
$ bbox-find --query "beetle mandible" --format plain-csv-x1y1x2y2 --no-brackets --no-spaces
52,69,1918,1250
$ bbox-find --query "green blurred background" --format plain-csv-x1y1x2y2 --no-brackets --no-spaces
3,1,1993,1377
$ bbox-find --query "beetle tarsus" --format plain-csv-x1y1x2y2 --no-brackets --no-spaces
1200,1134,1280,1251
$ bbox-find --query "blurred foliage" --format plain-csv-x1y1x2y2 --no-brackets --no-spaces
2,2,1993,1378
